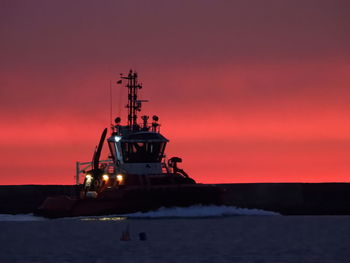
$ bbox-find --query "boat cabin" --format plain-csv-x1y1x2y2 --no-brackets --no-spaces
107,131,168,175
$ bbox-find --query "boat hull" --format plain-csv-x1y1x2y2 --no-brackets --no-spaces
35,184,223,218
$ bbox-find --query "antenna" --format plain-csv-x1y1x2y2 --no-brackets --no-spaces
120,70,147,130
109,80,113,129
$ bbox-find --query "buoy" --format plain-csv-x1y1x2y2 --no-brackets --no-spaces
139,232,147,241
120,224,131,241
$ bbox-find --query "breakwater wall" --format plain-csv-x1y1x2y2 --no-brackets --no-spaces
1,183,350,215
219,183,350,215
0,185,80,214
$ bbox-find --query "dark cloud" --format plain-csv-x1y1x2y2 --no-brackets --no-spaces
1,0,349,70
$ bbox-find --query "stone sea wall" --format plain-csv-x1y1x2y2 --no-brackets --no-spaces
1,183,350,215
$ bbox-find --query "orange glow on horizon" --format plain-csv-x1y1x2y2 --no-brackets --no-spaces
1,1,350,185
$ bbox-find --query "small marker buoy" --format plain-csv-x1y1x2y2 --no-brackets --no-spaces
120,224,131,241
139,232,147,241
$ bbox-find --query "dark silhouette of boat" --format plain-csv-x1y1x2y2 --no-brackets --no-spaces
36,70,223,218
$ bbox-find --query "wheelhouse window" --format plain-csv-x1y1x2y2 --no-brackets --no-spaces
121,142,166,163
108,141,117,161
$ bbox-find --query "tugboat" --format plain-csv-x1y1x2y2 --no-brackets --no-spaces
36,70,223,218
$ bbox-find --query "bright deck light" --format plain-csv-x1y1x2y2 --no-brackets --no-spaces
102,174,109,181
116,174,123,182
115,136,121,142
85,174,92,180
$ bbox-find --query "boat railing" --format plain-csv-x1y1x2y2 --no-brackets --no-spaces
75,159,114,185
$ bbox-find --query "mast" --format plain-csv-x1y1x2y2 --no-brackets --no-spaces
121,70,147,131
116,70,148,132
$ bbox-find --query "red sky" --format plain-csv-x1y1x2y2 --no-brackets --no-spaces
1,0,350,184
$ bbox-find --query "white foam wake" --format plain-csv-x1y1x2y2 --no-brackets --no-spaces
124,205,279,218
0,206,278,221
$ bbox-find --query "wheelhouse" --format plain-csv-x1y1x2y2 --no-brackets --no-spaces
107,132,168,165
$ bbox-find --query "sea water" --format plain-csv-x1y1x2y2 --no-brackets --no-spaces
0,206,349,263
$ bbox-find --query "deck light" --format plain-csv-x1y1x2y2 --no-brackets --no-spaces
102,174,109,181
85,174,92,180
116,174,123,183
